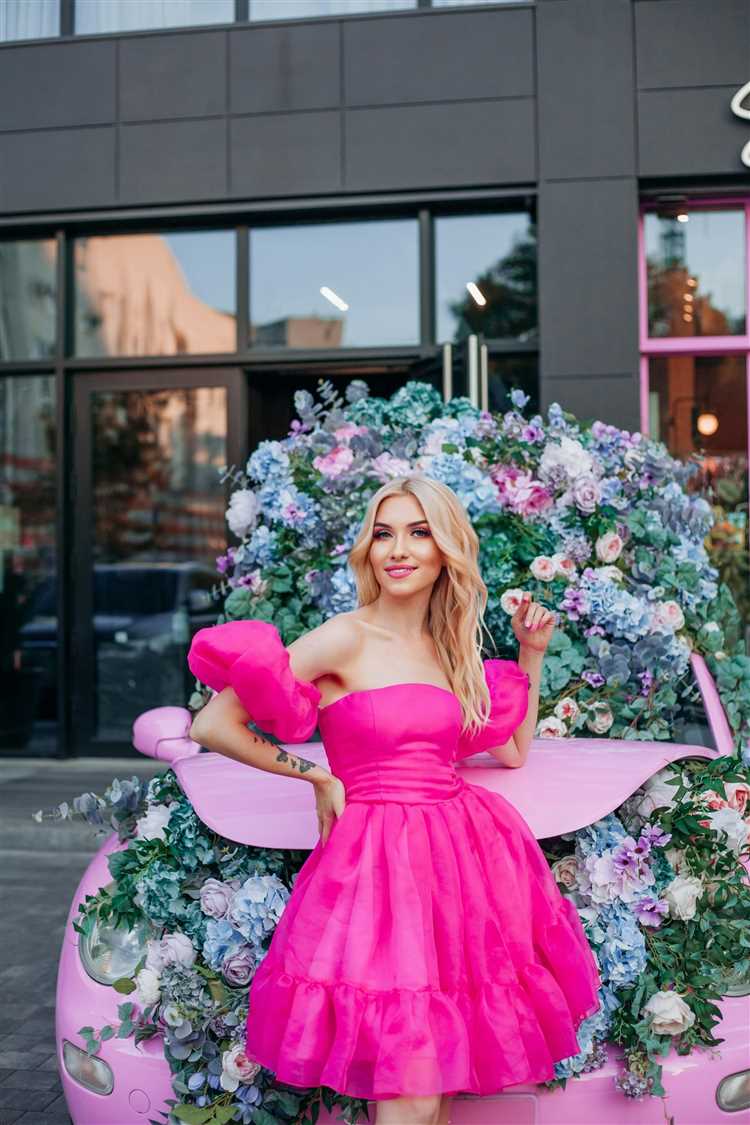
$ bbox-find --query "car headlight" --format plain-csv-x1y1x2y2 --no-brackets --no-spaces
716,1069,750,1112
718,961,750,998
62,1039,114,1095
78,890,156,985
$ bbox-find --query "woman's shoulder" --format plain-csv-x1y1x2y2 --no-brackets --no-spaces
286,611,364,685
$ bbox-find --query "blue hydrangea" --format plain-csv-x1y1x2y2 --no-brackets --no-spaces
227,875,290,950
422,455,501,519
202,919,245,972
246,439,291,484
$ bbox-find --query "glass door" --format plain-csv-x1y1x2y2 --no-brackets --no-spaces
70,368,246,755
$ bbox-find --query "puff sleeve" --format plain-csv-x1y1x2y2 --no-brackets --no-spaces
187,619,321,743
454,658,530,760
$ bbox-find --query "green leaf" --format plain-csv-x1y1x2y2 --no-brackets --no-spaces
172,1105,213,1125
113,977,136,994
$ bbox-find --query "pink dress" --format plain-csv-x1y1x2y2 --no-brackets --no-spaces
187,620,603,1101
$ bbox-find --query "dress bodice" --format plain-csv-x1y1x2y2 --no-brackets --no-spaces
318,683,466,803
187,618,530,804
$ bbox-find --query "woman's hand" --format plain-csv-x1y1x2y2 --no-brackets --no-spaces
313,774,347,846
511,591,556,654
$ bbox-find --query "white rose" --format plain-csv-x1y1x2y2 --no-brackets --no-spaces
551,552,577,580
134,967,161,1008
135,802,174,842
554,696,580,722
636,767,680,818
642,989,695,1036
220,1043,262,1092
595,531,623,563
530,555,557,582
705,807,749,856
585,703,614,734
651,600,685,633
664,875,704,921
537,715,568,738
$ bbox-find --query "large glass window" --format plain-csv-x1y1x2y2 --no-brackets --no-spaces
641,197,750,632
435,211,537,345
648,353,748,622
0,375,58,755
249,0,416,19
249,219,419,349
75,0,234,34
0,240,57,361
73,230,236,358
0,0,58,41
644,206,746,338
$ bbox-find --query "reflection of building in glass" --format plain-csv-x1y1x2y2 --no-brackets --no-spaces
250,316,344,348
92,387,227,565
75,235,236,357
0,241,57,361
647,219,745,337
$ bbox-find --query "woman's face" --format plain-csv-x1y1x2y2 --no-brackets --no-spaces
369,493,444,595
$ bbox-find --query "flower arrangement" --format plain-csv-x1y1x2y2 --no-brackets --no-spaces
40,378,750,1123
208,379,750,755
37,752,750,1121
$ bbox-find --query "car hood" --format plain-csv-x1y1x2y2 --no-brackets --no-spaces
173,739,718,849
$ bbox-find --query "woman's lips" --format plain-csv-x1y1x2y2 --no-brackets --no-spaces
385,567,416,579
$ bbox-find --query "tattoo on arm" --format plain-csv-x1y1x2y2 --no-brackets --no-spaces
276,748,317,774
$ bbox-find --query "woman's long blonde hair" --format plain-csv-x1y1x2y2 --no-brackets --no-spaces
347,473,493,736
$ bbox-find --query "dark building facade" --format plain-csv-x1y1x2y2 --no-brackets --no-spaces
0,0,747,757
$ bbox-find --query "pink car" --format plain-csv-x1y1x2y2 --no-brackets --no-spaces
56,651,750,1124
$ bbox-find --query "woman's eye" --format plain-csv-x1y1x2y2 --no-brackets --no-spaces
374,529,430,539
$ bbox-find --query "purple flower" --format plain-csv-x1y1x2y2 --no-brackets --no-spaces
222,945,257,987
632,895,669,928
640,822,672,848
582,669,606,688
561,586,587,621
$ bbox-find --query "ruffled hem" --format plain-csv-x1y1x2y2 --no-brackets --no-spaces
244,951,602,1101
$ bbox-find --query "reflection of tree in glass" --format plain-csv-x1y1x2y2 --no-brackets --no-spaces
92,392,170,563
447,220,537,343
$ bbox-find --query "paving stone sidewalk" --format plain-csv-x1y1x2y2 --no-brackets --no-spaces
0,756,166,1125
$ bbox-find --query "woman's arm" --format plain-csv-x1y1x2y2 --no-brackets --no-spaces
490,592,554,768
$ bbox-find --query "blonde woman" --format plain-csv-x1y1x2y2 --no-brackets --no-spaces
188,473,602,1125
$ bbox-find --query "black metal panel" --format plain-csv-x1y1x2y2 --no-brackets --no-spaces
635,0,748,89
230,22,341,113
119,119,228,202
230,111,342,196
537,177,639,379
343,7,534,105
119,30,228,121
537,0,636,180
0,127,116,213
0,39,116,131
541,373,640,432
639,87,747,178
344,99,536,191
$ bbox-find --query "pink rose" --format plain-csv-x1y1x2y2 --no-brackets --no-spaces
530,555,557,582
595,531,623,563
